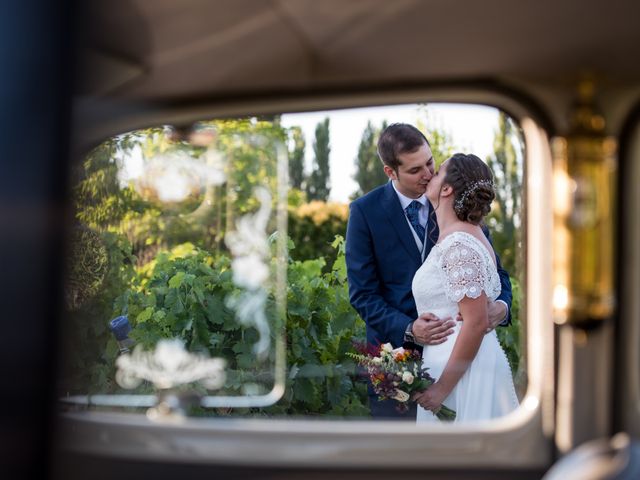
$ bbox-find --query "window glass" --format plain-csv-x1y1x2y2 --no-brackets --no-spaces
62,119,288,408
60,104,526,421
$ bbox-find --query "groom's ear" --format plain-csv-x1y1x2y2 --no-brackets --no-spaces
383,165,397,180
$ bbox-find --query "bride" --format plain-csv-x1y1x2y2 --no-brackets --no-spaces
413,153,519,423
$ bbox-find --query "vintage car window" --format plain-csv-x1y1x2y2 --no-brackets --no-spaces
59,103,527,421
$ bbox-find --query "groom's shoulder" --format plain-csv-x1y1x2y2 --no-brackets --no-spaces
351,183,388,209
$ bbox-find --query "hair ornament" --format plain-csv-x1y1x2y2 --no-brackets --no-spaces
453,179,495,214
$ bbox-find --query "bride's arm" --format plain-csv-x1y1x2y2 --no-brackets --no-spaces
415,293,487,411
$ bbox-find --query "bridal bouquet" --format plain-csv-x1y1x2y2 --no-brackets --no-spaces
348,342,456,421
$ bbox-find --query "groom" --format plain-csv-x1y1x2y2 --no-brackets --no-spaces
345,123,513,419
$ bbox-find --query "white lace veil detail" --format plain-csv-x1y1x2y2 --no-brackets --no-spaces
439,233,500,303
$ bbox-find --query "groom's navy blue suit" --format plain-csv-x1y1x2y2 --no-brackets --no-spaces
346,181,512,418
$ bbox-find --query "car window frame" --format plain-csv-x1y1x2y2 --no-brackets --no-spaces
59,86,556,471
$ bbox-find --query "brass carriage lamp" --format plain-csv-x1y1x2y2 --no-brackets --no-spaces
552,80,617,327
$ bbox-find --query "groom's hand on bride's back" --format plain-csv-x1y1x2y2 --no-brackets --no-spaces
486,300,508,330
413,313,456,346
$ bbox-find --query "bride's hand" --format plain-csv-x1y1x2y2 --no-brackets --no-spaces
413,382,449,412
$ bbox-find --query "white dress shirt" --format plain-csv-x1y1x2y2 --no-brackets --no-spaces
391,182,429,258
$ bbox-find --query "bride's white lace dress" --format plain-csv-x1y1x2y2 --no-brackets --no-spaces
413,231,519,423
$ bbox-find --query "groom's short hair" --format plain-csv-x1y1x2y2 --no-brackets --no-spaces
377,123,431,171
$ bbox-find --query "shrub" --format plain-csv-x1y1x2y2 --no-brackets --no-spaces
287,201,348,269
61,230,136,394
496,277,525,396
110,237,369,416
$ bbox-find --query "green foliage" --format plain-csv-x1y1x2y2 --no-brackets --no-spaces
485,112,524,274
74,137,146,230
65,227,110,311
287,201,349,268
496,277,525,395
306,117,331,201
260,236,368,416
108,237,369,415
62,231,137,394
288,126,306,190
165,118,286,256
353,120,388,197
211,118,284,215
74,119,289,264
116,244,259,379
416,105,456,168
287,188,306,208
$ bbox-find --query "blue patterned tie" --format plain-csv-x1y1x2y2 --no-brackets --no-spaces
405,201,425,243
427,205,439,247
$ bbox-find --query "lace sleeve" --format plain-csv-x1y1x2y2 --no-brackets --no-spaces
440,239,489,303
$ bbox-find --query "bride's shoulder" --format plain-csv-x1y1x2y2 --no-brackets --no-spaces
437,229,492,265
438,229,484,250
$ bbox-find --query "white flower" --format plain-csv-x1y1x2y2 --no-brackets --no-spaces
392,346,405,356
372,357,382,365
402,371,414,384
392,389,410,402
381,343,393,353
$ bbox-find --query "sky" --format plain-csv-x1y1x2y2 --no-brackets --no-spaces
281,103,501,203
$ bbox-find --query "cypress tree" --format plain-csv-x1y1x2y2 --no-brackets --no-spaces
353,120,388,197
306,117,331,201
288,126,306,190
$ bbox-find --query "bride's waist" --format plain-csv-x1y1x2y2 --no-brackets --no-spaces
422,327,498,355
421,328,460,354
416,307,459,320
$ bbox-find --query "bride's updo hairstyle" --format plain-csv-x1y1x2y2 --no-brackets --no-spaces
444,153,495,225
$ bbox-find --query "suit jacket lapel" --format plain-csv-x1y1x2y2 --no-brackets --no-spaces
381,182,422,265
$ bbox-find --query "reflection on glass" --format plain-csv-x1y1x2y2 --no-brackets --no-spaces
62,119,287,410
61,105,526,422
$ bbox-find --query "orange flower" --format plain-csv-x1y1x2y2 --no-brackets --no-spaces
393,350,410,362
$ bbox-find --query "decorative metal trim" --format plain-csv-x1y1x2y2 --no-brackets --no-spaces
115,339,226,390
